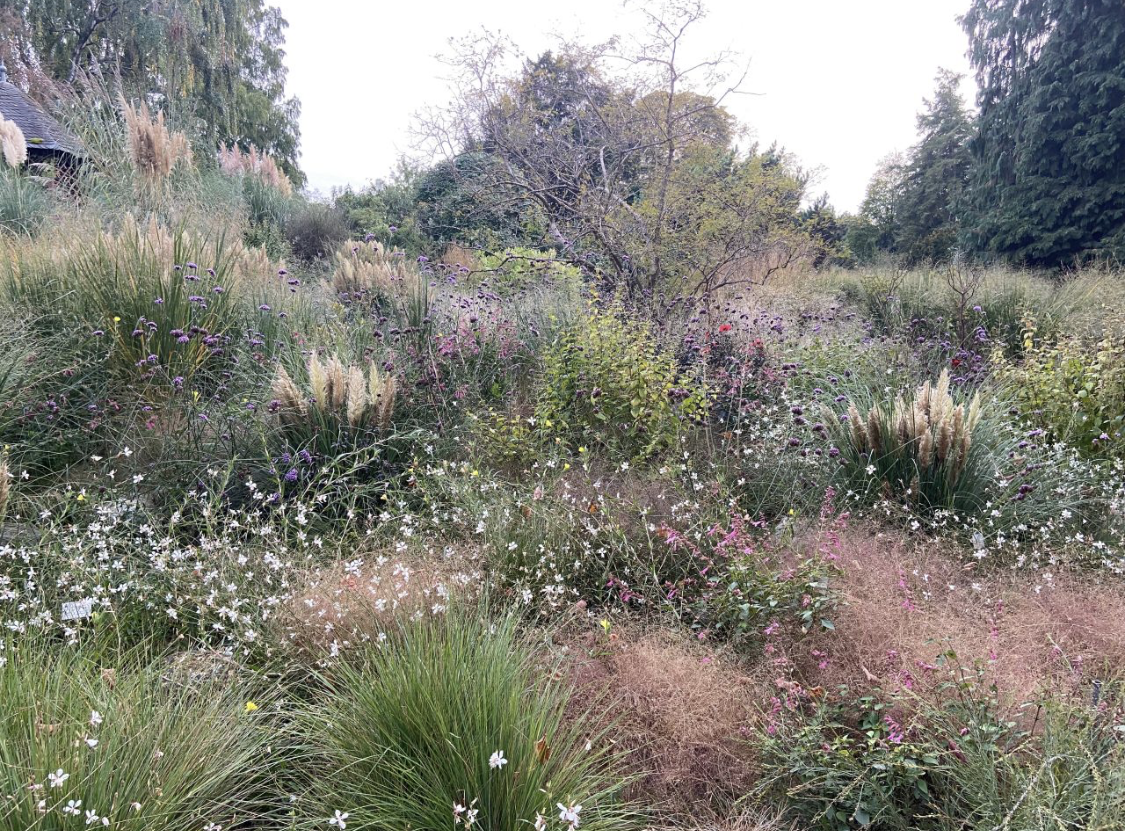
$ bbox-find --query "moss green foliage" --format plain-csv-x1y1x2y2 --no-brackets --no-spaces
293,611,637,831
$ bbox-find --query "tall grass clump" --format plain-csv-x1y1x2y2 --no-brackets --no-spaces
332,238,412,307
0,639,282,830
122,100,192,182
0,215,261,390
285,202,349,262
828,369,995,512
0,168,52,237
270,353,398,456
293,610,636,831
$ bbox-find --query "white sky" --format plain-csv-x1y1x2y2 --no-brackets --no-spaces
276,0,975,212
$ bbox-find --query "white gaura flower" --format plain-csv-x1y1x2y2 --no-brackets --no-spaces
534,812,547,831
328,810,349,829
89,710,103,728
48,769,69,788
63,800,82,816
557,802,582,828
488,749,508,770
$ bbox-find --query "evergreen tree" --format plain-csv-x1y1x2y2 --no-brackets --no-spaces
961,0,1125,266
896,70,974,263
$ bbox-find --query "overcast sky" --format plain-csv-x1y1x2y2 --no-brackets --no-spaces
275,0,975,212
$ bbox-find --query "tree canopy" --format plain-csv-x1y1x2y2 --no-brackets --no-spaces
959,0,1125,266
0,0,302,182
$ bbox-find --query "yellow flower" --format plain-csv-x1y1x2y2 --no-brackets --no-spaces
113,316,121,323
244,701,259,713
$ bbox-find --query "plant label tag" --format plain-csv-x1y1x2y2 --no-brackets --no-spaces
61,599,94,621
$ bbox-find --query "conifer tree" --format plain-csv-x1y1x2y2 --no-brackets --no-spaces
896,70,974,263
961,0,1125,266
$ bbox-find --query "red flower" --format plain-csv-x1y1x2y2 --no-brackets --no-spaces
719,323,732,333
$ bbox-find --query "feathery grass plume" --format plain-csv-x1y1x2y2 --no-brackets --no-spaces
218,142,292,195
848,404,868,452
832,369,994,512
307,354,328,408
332,239,412,300
324,356,347,411
345,365,367,427
937,419,953,461
0,115,27,168
918,428,934,471
271,364,308,426
866,407,882,454
0,457,10,526
122,99,192,181
270,355,398,456
368,362,397,430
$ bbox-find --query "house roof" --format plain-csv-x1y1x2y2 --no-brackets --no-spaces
0,62,83,156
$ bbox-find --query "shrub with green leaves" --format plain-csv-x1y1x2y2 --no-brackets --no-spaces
752,667,1125,831
537,302,708,460
476,247,583,297
996,320,1125,457
293,610,637,831
0,639,282,831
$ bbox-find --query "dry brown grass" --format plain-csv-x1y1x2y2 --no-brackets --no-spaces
795,529,1125,705
556,527,1125,826
563,621,761,819
275,544,482,660
440,243,477,272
